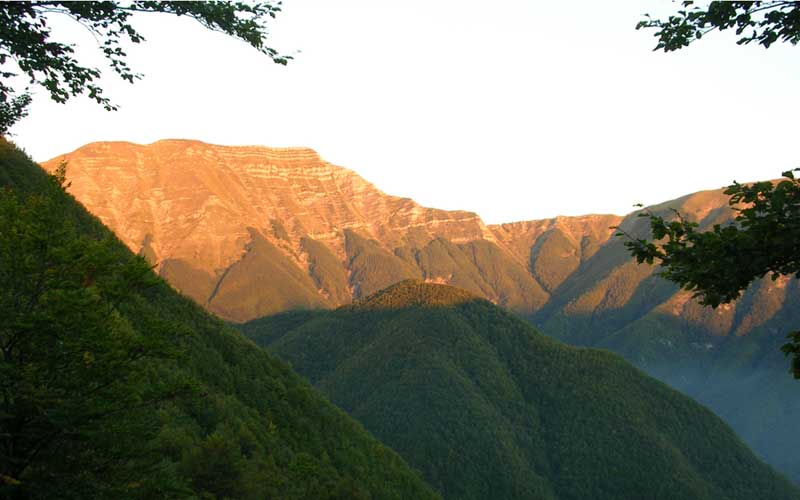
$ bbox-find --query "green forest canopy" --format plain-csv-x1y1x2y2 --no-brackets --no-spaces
0,138,438,500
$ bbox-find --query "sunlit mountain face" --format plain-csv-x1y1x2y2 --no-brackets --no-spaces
0,139,440,499
46,139,800,483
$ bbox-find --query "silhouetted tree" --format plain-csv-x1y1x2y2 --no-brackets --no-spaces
0,1,290,133
0,166,185,497
626,1,800,378
637,1,800,52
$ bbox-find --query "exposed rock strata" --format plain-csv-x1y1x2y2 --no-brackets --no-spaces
42,139,790,341
44,139,800,482
43,140,499,321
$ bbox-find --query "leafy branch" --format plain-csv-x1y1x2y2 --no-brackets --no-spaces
616,169,800,377
637,1,800,52
0,1,291,133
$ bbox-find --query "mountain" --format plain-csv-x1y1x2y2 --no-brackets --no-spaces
1,139,439,499
240,280,800,500
41,139,562,322
528,188,800,481
43,139,800,481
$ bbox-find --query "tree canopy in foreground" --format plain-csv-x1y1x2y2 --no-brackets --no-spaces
0,1,290,133
241,280,800,500
621,172,800,378
0,138,438,500
630,1,800,378
637,1,800,52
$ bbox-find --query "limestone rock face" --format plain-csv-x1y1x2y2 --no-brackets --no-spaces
42,139,791,339
488,214,622,292
47,140,493,256
42,139,793,338
41,140,800,483
42,140,498,321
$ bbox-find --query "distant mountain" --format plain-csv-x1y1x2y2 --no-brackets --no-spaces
3,139,438,499
528,188,800,482
44,139,800,481
240,280,800,500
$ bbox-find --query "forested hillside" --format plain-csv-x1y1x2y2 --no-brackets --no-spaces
0,139,438,499
240,280,800,500
44,138,800,482
529,190,800,481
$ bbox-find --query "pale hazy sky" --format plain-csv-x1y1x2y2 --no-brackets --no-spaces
8,1,800,223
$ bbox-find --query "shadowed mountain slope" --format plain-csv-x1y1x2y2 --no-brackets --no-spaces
240,280,800,500
45,139,800,482
528,188,800,481
1,139,439,499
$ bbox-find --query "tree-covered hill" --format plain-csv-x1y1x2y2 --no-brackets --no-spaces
240,280,800,500
0,138,439,499
41,139,800,483
530,189,800,482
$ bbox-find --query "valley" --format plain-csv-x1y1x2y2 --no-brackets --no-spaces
5,2,799,498
240,279,799,500
41,139,800,486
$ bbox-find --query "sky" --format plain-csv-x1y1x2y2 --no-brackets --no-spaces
8,0,800,223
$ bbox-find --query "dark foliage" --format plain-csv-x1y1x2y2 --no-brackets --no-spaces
241,280,800,500
638,1,800,51
1,160,185,497
0,1,290,133
0,139,439,499
619,171,800,377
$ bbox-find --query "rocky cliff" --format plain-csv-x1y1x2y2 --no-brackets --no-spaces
42,139,793,341
42,140,791,338
43,140,499,320
43,139,800,481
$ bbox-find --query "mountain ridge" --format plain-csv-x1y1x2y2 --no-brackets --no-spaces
43,139,513,319
42,139,626,321
240,281,800,500
350,279,478,309
43,138,800,482
0,138,440,499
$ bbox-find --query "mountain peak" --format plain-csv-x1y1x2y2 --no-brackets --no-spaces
351,280,477,310
50,139,325,167
243,277,800,500
40,139,497,320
